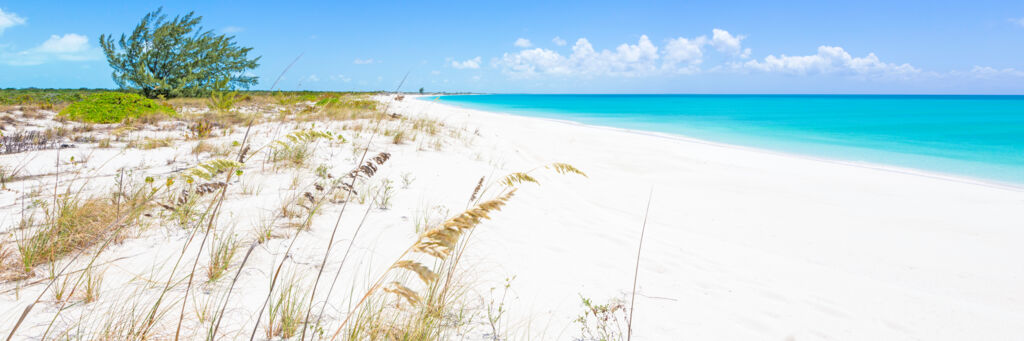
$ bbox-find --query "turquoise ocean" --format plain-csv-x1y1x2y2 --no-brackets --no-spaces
424,95,1024,185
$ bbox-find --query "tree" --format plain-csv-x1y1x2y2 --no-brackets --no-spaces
100,8,260,98
419,87,424,94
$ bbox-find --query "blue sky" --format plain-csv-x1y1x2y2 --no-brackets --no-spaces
1,0,1023,94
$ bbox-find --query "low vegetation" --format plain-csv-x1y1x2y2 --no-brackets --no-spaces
0,85,613,340
17,183,155,273
59,92,175,123
0,88,105,109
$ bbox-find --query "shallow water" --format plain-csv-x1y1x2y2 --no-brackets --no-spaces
426,94,1024,184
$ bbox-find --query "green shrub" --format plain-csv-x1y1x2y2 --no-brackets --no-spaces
60,92,175,123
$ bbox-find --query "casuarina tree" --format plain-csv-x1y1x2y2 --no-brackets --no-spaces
100,8,260,98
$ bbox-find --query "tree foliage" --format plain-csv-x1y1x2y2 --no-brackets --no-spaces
100,8,260,98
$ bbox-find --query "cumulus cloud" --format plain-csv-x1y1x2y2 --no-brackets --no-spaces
514,38,532,48
1,33,102,66
451,56,482,69
710,29,749,58
221,26,244,33
498,35,660,77
305,74,320,82
552,36,567,46
0,8,26,35
742,45,919,77
662,36,707,73
497,30,757,76
495,29,923,79
353,58,376,64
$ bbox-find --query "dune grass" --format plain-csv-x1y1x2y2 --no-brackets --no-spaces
17,187,151,273
1,91,597,341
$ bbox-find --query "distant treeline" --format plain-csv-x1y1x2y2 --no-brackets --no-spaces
0,88,380,106
0,89,475,107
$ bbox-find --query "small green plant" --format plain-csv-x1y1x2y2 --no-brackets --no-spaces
193,293,217,325
97,138,113,148
253,215,276,244
208,88,241,113
400,172,415,189
266,276,307,339
50,265,73,302
167,191,206,229
240,179,263,196
574,295,629,341
83,267,105,303
377,179,395,209
486,276,515,339
0,164,14,189
391,129,407,144
206,232,239,282
59,92,175,123
314,164,331,179
187,119,216,139
269,129,337,168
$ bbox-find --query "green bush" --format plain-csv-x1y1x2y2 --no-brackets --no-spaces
60,92,175,123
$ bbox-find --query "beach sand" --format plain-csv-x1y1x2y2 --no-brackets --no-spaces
1,96,1022,340
390,96,1024,339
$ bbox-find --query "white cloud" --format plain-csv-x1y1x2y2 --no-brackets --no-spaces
965,66,1024,78
552,36,567,46
222,26,244,34
514,38,532,48
0,9,26,35
305,74,320,82
710,28,748,57
451,56,482,69
498,30,758,77
1,33,102,66
499,35,661,77
494,29,930,80
1013,17,1024,27
662,36,707,73
742,45,919,77
329,74,352,82
430,70,441,75
353,58,376,64
36,34,90,54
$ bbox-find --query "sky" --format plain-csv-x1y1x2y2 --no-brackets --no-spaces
1,0,1023,94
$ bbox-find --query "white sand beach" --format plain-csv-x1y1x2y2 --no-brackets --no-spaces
388,97,1024,339
1,95,1022,340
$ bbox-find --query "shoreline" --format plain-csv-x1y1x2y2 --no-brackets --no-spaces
413,95,1024,192
389,94,1024,338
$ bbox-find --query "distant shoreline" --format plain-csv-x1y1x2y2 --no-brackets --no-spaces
417,94,1024,190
